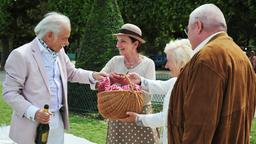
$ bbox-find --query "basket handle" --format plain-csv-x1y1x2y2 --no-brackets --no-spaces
124,75,137,93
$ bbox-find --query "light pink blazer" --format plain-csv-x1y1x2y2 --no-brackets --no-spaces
3,38,93,144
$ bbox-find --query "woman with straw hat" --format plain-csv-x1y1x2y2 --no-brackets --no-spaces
96,23,160,143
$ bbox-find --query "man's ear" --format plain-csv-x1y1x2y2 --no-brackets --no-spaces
45,32,53,41
195,20,204,33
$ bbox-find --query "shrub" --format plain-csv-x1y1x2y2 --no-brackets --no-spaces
76,0,124,71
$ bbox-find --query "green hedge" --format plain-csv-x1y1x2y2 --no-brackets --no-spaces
76,0,123,71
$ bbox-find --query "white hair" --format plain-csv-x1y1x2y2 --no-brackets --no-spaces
34,12,71,39
164,39,193,67
189,4,227,31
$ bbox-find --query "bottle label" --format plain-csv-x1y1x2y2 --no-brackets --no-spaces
41,132,49,142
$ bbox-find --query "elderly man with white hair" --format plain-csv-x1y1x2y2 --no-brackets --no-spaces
3,12,106,144
167,3,256,144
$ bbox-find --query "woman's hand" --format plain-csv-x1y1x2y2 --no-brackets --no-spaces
109,72,129,85
119,112,138,123
96,82,105,91
127,73,141,85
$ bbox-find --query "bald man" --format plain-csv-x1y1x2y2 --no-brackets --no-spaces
167,4,256,144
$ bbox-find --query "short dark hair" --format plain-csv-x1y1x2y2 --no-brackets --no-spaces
129,36,141,49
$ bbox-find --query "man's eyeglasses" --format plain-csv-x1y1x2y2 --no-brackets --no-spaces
184,26,188,36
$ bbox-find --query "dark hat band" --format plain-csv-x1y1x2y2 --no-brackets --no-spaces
119,29,143,39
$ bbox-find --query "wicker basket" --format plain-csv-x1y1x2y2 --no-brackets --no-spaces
97,77,144,120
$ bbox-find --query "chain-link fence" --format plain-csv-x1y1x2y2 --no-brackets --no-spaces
68,83,98,113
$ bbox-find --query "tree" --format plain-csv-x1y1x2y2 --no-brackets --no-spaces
47,0,94,53
222,0,256,51
118,0,256,54
76,0,124,71
117,0,193,55
1,0,256,70
0,0,47,69
0,0,93,69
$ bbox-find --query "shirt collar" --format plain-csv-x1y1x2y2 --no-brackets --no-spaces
36,37,58,61
192,31,225,55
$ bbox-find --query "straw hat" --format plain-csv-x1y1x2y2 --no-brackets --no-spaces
113,23,146,43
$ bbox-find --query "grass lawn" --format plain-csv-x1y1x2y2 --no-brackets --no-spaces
251,118,256,144
0,84,255,144
67,113,107,144
0,89,12,125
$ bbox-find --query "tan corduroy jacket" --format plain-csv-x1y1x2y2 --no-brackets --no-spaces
168,33,256,144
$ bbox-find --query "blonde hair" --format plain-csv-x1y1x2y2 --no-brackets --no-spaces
164,39,193,67
34,12,71,39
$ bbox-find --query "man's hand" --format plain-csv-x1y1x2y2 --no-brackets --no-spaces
92,72,108,81
119,112,138,123
127,73,141,85
35,109,51,124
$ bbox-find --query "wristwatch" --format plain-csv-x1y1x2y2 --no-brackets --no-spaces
141,77,148,87
135,116,144,126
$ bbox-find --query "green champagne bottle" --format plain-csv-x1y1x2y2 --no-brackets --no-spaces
35,104,50,144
